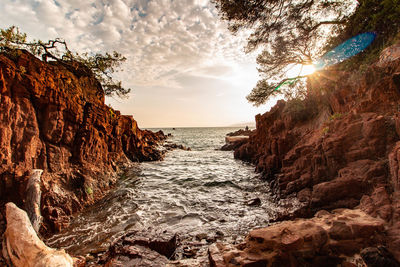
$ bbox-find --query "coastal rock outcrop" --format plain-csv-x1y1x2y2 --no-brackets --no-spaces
233,43,400,261
221,129,253,151
208,209,389,266
0,49,165,234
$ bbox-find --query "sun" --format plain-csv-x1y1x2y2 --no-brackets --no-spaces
286,64,316,78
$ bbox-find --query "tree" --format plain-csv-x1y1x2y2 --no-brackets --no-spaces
0,26,130,98
212,0,355,106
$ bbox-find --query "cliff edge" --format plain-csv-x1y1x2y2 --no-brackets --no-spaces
210,43,400,265
0,49,165,234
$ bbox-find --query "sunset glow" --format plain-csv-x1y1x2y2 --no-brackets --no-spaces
286,64,316,78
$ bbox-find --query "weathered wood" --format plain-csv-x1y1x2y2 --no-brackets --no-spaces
3,202,74,267
24,169,43,233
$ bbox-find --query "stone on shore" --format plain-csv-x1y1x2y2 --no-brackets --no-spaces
102,230,177,266
208,209,387,266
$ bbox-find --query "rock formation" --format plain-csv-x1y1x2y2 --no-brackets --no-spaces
101,230,177,266
221,129,253,151
0,49,165,234
230,42,400,262
209,209,390,266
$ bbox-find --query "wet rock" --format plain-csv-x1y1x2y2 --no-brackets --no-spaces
103,230,177,265
208,209,386,266
220,138,248,151
105,246,169,267
164,143,191,151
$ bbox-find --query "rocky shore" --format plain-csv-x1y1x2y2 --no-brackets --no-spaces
2,43,400,266
0,49,165,264
220,129,253,151
209,43,400,265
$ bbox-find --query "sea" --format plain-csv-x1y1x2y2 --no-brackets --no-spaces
46,127,298,261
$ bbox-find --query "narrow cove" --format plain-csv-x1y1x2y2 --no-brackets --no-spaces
45,127,300,263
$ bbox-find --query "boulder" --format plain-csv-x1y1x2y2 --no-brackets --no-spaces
208,209,387,266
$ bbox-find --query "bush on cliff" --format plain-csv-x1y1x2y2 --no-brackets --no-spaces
0,26,130,98
283,97,318,123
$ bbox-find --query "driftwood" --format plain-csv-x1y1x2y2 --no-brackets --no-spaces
24,169,43,233
2,202,74,267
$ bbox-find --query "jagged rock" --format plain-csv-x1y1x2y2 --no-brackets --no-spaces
208,209,386,266
164,143,191,151
232,47,400,260
0,50,165,233
103,230,177,266
220,138,248,151
2,202,74,267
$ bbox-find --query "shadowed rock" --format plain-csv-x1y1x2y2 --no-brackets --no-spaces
103,230,177,266
0,50,165,233
232,44,400,261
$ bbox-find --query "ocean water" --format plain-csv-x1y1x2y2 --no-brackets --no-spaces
46,127,295,260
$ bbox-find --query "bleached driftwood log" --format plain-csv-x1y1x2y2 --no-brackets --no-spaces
2,202,73,267
24,169,43,233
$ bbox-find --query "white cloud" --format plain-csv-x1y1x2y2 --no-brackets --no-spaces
0,0,272,127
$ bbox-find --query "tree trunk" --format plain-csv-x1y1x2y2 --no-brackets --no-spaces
2,202,74,267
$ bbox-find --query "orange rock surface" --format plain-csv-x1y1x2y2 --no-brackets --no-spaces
0,50,165,233
232,43,400,262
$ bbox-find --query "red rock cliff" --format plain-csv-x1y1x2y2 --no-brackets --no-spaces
0,49,165,232
234,43,400,260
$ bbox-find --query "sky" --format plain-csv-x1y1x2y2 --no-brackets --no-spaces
0,0,280,128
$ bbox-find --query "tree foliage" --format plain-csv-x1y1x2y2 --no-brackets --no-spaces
212,0,357,105
0,26,130,98
327,0,400,68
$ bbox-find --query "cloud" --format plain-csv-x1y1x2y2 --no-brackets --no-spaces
0,0,270,127
1,0,254,85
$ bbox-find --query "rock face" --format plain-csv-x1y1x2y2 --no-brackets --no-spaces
233,43,400,261
209,209,387,266
0,49,165,233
